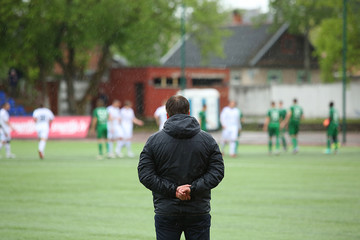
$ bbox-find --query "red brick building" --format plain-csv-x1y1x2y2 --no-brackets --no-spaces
105,67,230,118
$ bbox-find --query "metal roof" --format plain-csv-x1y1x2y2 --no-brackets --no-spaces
162,23,288,68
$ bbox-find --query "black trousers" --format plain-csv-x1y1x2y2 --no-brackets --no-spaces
155,214,211,240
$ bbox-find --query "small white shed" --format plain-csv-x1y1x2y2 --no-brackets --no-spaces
178,88,220,130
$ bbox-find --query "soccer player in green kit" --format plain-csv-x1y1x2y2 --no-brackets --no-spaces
278,101,287,151
90,99,109,159
281,98,303,154
263,101,280,154
198,104,207,131
325,101,339,154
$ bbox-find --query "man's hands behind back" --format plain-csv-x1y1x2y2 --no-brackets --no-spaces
176,184,191,201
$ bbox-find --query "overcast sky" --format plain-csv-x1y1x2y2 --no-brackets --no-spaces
221,0,269,12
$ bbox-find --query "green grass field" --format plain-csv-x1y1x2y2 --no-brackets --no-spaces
0,140,359,240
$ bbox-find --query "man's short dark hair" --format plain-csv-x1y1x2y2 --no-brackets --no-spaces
166,95,190,117
293,98,297,104
330,101,334,107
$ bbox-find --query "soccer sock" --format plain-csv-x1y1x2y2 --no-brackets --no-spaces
333,136,338,150
115,141,120,154
126,141,132,153
268,140,272,152
229,142,236,155
282,136,287,149
108,141,113,154
116,140,125,154
106,142,110,153
0,142,3,150
326,138,331,150
98,143,103,155
5,143,11,155
275,136,280,150
39,140,46,153
291,137,298,149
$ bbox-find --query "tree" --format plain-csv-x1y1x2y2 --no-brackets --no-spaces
269,0,360,82
269,0,335,82
0,0,229,114
314,0,360,82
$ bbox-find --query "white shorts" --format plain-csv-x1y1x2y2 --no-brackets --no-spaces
121,123,133,140
107,124,124,140
0,128,11,142
222,126,239,142
35,123,50,139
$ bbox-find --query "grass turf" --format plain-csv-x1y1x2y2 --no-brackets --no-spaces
0,140,359,240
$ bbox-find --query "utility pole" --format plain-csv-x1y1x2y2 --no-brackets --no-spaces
342,0,347,143
180,3,186,90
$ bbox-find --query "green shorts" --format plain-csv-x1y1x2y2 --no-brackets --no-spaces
288,122,299,135
327,124,338,137
268,125,279,137
96,125,107,139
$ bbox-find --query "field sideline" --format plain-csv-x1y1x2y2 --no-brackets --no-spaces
0,140,359,240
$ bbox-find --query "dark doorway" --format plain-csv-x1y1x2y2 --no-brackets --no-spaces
135,83,144,116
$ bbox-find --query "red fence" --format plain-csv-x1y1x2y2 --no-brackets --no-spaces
10,116,92,139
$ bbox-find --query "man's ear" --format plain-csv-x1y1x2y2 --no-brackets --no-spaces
167,113,169,119
188,111,190,115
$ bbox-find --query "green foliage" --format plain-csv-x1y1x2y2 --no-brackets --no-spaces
0,0,229,113
0,0,229,76
315,0,360,82
187,0,231,63
270,0,360,82
0,141,359,239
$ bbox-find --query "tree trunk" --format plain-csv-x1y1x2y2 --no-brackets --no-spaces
63,47,77,114
38,64,47,103
76,44,111,114
304,27,311,83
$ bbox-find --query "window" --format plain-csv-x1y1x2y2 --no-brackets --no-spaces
192,78,223,86
153,77,162,87
267,70,282,84
153,77,179,88
231,71,242,84
297,70,311,83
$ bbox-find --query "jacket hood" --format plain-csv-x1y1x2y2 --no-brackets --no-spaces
163,114,200,139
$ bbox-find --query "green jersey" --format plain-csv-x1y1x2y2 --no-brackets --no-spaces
279,108,287,121
267,108,280,127
290,105,303,123
93,107,108,127
199,110,207,131
329,107,339,126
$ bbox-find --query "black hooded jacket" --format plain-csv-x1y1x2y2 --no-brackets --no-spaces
138,114,224,215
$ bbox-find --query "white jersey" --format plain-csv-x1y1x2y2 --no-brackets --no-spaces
120,107,135,139
154,105,167,130
220,106,241,129
33,108,54,129
107,105,122,139
107,105,121,126
220,106,242,142
0,108,11,135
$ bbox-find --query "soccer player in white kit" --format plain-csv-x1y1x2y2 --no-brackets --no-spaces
0,102,16,158
107,100,123,158
118,100,144,157
33,104,54,159
154,101,167,130
220,100,243,157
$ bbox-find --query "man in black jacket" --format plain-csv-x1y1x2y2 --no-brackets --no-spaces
138,95,224,240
